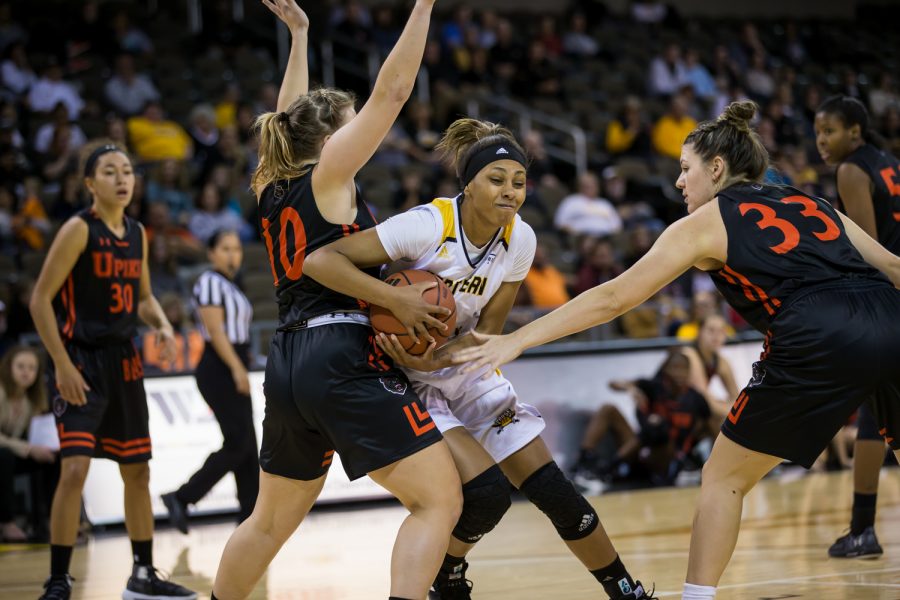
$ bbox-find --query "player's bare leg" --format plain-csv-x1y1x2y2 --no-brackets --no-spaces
684,435,781,597
369,441,462,600
214,471,325,599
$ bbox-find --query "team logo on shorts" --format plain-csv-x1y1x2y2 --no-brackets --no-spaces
749,361,766,387
492,408,519,434
379,376,408,395
53,395,67,417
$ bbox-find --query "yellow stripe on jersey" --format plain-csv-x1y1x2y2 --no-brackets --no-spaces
431,198,456,245
501,219,515,246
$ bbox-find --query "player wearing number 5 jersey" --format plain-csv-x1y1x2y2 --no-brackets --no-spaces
815,95,900,559
452,101,900,600
29,140,196,600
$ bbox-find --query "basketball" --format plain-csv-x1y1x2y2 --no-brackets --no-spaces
370,269,457,355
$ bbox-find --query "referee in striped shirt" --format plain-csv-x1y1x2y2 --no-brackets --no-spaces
161,230,258,532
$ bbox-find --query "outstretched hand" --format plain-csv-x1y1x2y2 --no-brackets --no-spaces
262,0,309,33
450,331,525,375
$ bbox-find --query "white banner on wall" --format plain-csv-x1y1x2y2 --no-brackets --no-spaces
83,340,763,525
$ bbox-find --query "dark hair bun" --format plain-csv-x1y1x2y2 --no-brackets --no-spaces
718,101,757,133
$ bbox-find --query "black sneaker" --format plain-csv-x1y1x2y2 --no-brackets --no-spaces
38,574,73,600
828,527,883,559
614,581,658,599
123,565,197,599
429,560,473,599
161,492,189,535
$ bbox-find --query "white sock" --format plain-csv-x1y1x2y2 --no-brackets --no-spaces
682,582,716,599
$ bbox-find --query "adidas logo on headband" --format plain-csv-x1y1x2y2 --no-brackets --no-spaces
496,147,509,155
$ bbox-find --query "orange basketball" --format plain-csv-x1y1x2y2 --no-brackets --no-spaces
370,269,457,356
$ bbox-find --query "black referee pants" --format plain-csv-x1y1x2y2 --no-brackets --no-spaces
176,346,259,521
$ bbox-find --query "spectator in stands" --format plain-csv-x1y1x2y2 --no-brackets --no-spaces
680,314,739,424
652,93,697,161
0,2,26,56
39,125,78,195
0,42,34,98
522,129,562,188
27,59,83,121
561,11,598,58
142,293,202,374
868,72,900,119
392,169,430,213
520,242,570,309
51,172,84,222
0,302,11,358
103,53,160,117
744,51,774,101
101,114,127,148
371,5,401,58
147,234,185,298
488,18,524,94
109,9,153,56
572,351,712,493
684,48,716,102
187,109,220,188
882,106,900,156
0,101,24,149
536,15,562,59
673,290,732,340
0,345,57,543
189,181,252,244
0,184,11,254
13,179,50,252
145,202,203,264
513,39,561,100
710,44,740,89
146,159,192,224
606,96,653,162
215,125,250,191
126,101,192,163
573,237,623,296
624,223,655,267
33,103,86,155
648,43,688,98
554,171,623,238
214,83,241,130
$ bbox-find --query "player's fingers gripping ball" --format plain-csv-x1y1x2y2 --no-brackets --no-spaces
370,269,457,355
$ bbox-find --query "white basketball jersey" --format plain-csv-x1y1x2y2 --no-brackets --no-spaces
377,195,536,389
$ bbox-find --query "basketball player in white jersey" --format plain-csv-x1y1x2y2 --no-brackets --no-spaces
304,119,655,600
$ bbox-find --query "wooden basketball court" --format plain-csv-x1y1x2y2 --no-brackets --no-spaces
1,469,898,599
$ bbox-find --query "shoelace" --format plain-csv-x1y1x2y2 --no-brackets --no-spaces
43,575,74,599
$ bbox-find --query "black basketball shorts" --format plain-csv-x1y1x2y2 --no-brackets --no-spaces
259,322,442,481
720,280,900,467
51,341,151,463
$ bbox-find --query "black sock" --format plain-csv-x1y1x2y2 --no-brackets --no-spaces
210,594,219,600
591,554,638,598
131,539,153,566
50,544,73,576
437,553,466,579
850,492,877,535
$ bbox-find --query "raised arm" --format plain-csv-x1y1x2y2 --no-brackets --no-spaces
28,218,89,405
838,211,900,287
453,201,728,371
262,0,310,111
313,0,434,191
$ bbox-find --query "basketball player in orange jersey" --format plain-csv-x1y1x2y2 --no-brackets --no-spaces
28,140,196,600
212,2,463,599
815,95,900,558
305,118,655,600
453,101,900,600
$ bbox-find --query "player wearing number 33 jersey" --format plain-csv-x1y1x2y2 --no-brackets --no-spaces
377,194,543,462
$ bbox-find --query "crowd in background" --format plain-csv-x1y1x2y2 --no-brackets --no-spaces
0,1,899,356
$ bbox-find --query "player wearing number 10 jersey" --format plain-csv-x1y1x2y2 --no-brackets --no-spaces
451,101,900,600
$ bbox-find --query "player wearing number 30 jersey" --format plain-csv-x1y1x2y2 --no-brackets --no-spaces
451,101,900,600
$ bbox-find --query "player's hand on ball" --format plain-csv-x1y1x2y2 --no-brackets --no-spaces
261,0,309,33
56,359,90,406
451,331,525,375
376,333,439,371
388,281,451,344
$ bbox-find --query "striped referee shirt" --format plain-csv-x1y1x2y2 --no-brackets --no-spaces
193,270,253,345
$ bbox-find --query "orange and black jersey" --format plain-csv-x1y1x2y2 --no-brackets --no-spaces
840,143,900,254
53,209,143,345
709,182,887,334
258,170,379,326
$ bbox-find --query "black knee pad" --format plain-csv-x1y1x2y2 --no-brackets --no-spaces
452,464,512,543
519,461,599,541
857,404,883,441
